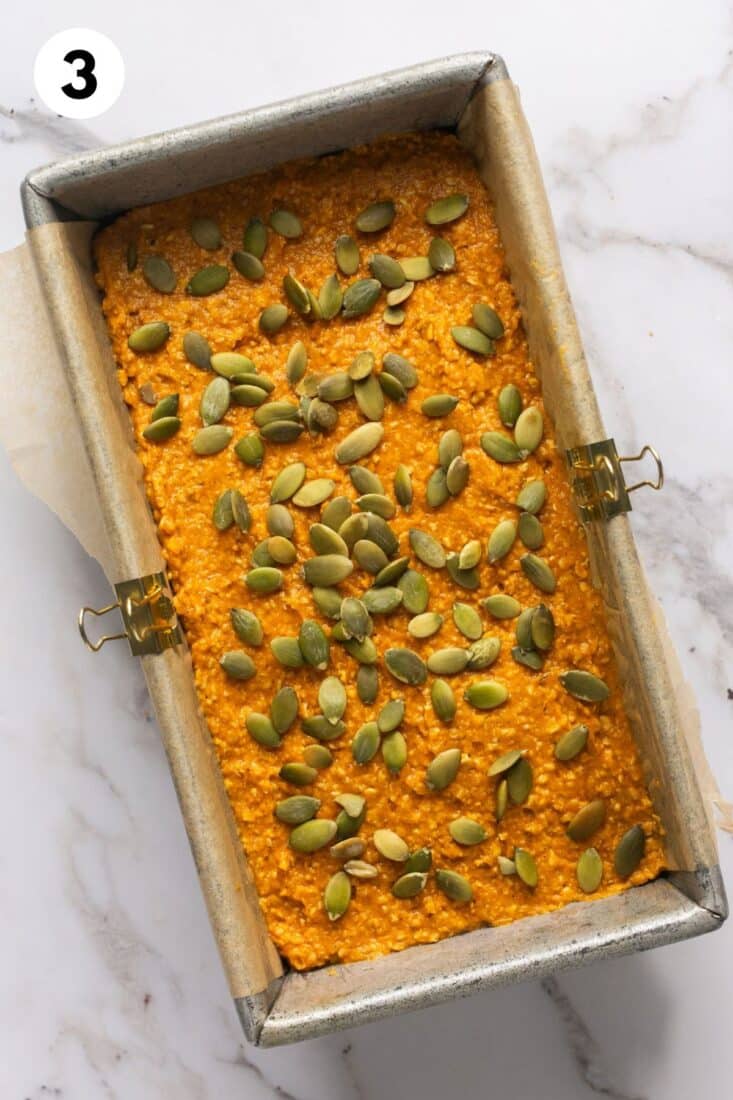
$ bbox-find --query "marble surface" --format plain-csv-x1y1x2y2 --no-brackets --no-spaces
2,2,732,1096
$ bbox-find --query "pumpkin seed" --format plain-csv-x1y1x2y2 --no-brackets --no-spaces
336,803,367,839
229,491,250,534
292,478,335,508
375,555,409,587
428,236,456,272
387,281,414,306
426,747,462,791
514,848,538,888
446,456,469,496
266,535,296,565
354,375,385,422
331,837,365,861
316,677,345,725
436,869,472,903
401,254,435,281
362,512,400,557
301,715,345,742
290,819,337,853
393,465,413,511
343,636,378,666
342,278,381,318
269,208,302,239
457,540,481,572
373,829,409,862
355,200,395,233
382,731,407,773
259,303,289,334
577,848,603,893
275,795,320,825
520,553,556,594
392,872,427,898
395,569,428,614
245,566,283,594
498,383,522,427
426,467,450,509
333,794,365,820
220,650,256,681
260,419,304,443
498,856,516,876
450,817,487,846
356,665,379,705
303,554,354,586
350,540,386,575
566,799,607,842
512,647,543,671
297,620,330,669
344,860,378,880
427,647,469,676
270,462,306,503
310,525,349,557
481,431,522,464
530,604,555,650
473,303,505,340
285,341,308,386
126,240,137,271
317,273,342,320
507,757,533,804
382,352,418,389
230,384,268,408
409,529,446,569
446,552,480,591
376,698,404,734
516,479,547,514
482,594,521,620
335,234,360,274
383,304,404,325
421,393,459,418
279,761,316,787
211,351,256,379
348,466,382,495
143,255,176,293
384,647,427,686
464,680,508,709
212,490,234,530
554,724,589,762
322,495,351,531
356,494,394,521
614,825,646,878
352,721,380,764
150,394,179,421
335,422,384,464
283,273,311,316
322,870,351,920
128,321,170,353
246,712,281,748
404,847,432,875
452,602,483,641
142,416,181,443
560,669,610,703
192,425,233,455
198,377,229,426
369,253,405,288
426,193,469,225
183,331,212,370
514,406,544,455
230,608,263,647
486,519,516,563
431,678,456,723
513,609,534,652
339,512,370,551
187,264,229,297
377,367,408,401
496,778,508,821
340,597,372,642
302,744,332,771
251,539,276,567
362,587,403,615
265,504,293,539
235,432,264,467
518,512,544,551
243,217,267,258
310,586,343,621
232,250,265,281
255,401,302,427
451,325,494,357
408,611,443,639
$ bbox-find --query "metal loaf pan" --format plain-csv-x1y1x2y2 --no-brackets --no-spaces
21,52,726,1046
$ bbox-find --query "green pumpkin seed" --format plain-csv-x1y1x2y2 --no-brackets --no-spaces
401,255,436,281
128,321,170,353
232,250,265,281
126,240,137,271
369,253,405,288
340,597,372,642
426,193,469,225
345,352,373,383
488,519,517,563
397,569,429,613
481,431,522,464
451,325,494,357
354,374,385,421
392,872,427,898
464,680,509,710
270,209,302,239
431,678,456,723
355,201,395,233
283,273,311,316
212,490,234,530
256,401,299,430
382,352,418,389
323,871,351,920
427,647,469,676
376,698,404,734
278,761,314,787
192,425,233,455
512,646,544,671
373,828,409,862
142,416,181,443
498,856,516,876
245,566,283,594
488,749,523,777
183,331,212,370
514,608,535,651
409,529,446,569
384,647,427,686
518,512,544,551
292,478,335,508
313,273,340,319
566,799,607,842
374,555,409,587
333,794,365,819
498,383,522,427
507,757,533,804
335,422,384,464
301,715,345,742
408,611,443,639
306,396,338,436
530,604,555,650
435,868,472,903
356,664,379,705
356,494,394,521
382,731,408,773
331,837,365,861
335,234,360,274
298,620,330,669
577,848,603,893
516,479,547,515
555,724,589,762
338,512,370,550
426,747,462,791
318,677,347,725
404,847,432,875
482,594,521,620
265,535,296,565
150,394,179,421
446,456,469,496
349,465,383,494
230,608,263,646
260,419,304,444
269,462,305,503
473,303,505,340
450,817,487,846
335,803,367,839
513,407,543,456
352,721,381,764
387,281,414,306
187,264,229,297
496,778,508,821
285,341,308,386
384,306,404,327
269,687,298,737
421,393,459,418
303,554,354,586
614,825,646,878
514,848,538,888
364,512,400,556
231,490,251,533
143,255,176,293
245,712,280,748
452,602,483,642
210,351,256,379
259,303,289,334
344,859,378,880
362,587,403,615
560,669,610,703
520,553,556,594
342,278,381,319
466,635,501,670
446,552,480,590
428,236,456,272
220,650,256,681
311,586,343,620
390,466,412,512
322,495,351,531
265,504,293,539
290,819,337,853
251,539,276,567
458,540,482,571
275,795,320,825
352,539,388,575
234,432,264,467
198,377,229,426
310,526,349,560
243,216,267,258
426,467,450,508
230,384,268,408
303,744,332,771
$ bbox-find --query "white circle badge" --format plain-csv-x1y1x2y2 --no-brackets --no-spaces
34,29,124,120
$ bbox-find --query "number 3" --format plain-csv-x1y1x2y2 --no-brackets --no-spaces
62,48,98,100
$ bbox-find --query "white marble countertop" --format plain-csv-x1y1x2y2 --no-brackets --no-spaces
2,3,732,1097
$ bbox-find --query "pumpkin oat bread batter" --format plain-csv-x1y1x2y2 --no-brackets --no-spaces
94,132,664,971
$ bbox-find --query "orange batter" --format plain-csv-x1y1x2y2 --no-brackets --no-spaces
94,132,664,970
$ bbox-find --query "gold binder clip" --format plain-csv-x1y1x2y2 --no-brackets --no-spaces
78,572,182,656
566,439,664,522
